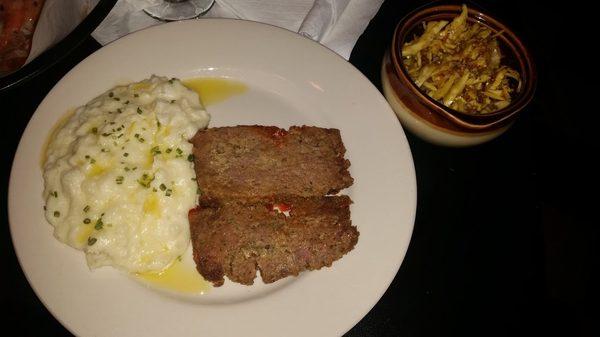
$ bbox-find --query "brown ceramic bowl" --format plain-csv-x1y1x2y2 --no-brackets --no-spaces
387,3,536,134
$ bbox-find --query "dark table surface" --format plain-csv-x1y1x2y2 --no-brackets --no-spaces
1,1,596,336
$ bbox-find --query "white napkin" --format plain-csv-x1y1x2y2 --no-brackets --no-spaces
92,0,383,59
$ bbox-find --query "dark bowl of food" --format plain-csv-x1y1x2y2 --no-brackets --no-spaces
0,0,117,92
382,3,536,146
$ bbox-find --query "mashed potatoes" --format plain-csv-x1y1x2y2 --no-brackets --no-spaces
43,76,210,273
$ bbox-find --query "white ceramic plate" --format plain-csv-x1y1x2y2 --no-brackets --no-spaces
9,19,416,337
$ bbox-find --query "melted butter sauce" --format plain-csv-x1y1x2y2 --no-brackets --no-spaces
183,77,247,106
136,255,211,294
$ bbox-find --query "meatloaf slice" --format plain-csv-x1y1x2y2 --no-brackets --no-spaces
191,126,353,199
189,195,358,286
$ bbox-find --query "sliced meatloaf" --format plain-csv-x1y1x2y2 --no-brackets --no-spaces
189,196,358,286
191,125,353,199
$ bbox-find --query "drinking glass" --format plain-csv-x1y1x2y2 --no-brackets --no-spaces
144,0,215,21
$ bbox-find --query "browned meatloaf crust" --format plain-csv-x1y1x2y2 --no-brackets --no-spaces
191,125,354,199
189,196,358,286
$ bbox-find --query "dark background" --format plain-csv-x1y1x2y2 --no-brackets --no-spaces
1,0,597,336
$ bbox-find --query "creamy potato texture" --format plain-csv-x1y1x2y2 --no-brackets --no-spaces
43,76,210,273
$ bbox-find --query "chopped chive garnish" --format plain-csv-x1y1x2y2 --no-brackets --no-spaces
90,158,96,164
187,154,194,162
150,146,161,155
159,183,167,191
94,219,103,230
165,148,172,154
113,97,120,101
137,107,142,114
91,127,98,134
134,93,139,97
53,211,60,217
123,152,129,157
165,189,172,197
87,237,97,246
83,218,91,224
108,92,114,97
83,205,90,212
170,100,176,104
116,176,124,184
52,191,58,198
137,173,155,188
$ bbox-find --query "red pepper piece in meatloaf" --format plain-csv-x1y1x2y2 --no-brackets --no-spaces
191,126,353,199
189,196,358,286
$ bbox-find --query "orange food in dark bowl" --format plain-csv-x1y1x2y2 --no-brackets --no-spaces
0,0,45,76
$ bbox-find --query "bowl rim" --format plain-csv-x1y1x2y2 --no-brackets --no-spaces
390,2,537,131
